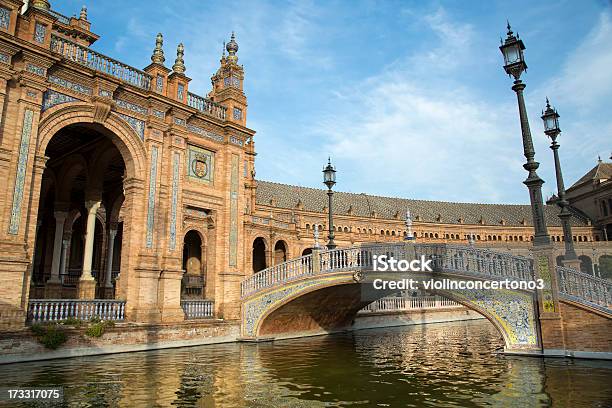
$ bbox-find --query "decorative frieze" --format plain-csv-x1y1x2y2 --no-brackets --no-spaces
0,53,9,64
186,124,224,143
115,98,147,115
146,145,159,248
48,75,92,95
174,117,186,126
169,152,180,250
152,109,165,119
34,23,46,43
26,63,45,77
229,136,244,146
117,113,145,140
42,90,80,111
229,154,239,266
0,7,10,30
9,110,34,234
187,144,214,183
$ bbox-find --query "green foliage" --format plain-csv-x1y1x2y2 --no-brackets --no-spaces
89,316,102,324
62,317,82,326
85,320,115,338
30,324,67,350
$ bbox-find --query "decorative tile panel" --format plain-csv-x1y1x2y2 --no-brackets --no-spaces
177,83,184,101
34,23,46,43
153,109,165,119
156,75,163,92
0,8,9,30
42,90,80,111
174,117,186,126
145,145,159,248
26,64,45,77
224,77,240,88
9,110,34,234
117,113,145,140
537,255,555,312
233,108,242,121
229,154,239,267
186,124,224,143
169,152,180,250
0,53,9,64
115,98,147,115
48,75,92,95
99,89,112,98
187,145,214,183
230,136,243,146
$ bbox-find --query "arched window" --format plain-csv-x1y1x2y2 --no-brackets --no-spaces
274,240,288,265
252,237,267,273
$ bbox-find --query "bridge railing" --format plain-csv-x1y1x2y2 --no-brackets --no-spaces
241,243,535,298
557,266,611,311
416,244,534,282
50,35,152,90
359,295,460,314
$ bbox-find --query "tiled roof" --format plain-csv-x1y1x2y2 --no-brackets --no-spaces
568,162,612,190
255,180,589,227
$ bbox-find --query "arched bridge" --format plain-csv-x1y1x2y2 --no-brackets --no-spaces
241,243,612,355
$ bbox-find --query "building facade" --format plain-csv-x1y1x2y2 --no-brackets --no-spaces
0,0,609,330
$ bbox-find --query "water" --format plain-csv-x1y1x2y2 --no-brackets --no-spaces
1,320,611,407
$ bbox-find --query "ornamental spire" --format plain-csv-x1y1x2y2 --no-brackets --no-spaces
226,32,238,62
151,33,165,65
172,43,185,74
80,5,87,20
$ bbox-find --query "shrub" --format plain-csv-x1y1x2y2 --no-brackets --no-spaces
85,320,115,338
89,316,101,324
62,317,82,326
30,324,67,350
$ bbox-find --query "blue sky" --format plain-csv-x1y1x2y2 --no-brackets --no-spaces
54,0,612,204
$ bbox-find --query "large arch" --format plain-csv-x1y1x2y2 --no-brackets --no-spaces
29,103,147,302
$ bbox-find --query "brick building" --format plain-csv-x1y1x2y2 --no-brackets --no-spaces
0,0,609,329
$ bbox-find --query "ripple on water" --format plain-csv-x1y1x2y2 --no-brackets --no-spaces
0,320,611,407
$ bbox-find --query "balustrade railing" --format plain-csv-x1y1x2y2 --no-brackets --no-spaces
28,299,125,323
181,300,214,319
46,9,71,25
359,296,459,314
187,92,227,120
241,243,535,298
557,266,611,311
50,35,152,90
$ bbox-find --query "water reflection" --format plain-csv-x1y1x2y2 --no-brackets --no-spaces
0,320,611,407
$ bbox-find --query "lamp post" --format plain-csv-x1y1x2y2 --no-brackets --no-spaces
541,98,579,265
500,22,550,247
323,158,337,249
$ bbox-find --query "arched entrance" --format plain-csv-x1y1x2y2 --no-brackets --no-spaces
252,237,267,273
31,123,128,300
182,230,205,299
274,240,288,265
302,248,313,257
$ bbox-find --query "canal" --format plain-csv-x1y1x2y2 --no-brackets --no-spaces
1,319,611,407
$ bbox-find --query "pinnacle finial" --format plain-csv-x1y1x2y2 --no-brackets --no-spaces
545,97,550,108
222,41,226,57
80,5,87,20
598,155,602,163
226,32,239,62
172,43,185,74
506,19,512,34
32,0,51,11
151,33,165,65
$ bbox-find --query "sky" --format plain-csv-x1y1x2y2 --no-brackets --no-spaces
53,0,612,204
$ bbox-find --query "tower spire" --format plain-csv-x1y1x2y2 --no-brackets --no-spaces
151,33,165,65
172,43,185,74
80,5,88,20
226,32,239,62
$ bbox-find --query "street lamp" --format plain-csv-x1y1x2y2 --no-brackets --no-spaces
500,22,551,247
541,98,579,263
323,158,337,250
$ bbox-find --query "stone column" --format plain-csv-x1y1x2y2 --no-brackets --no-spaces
102,227,117,299
77,200,101,299
59,237,69,283
44,210,67,298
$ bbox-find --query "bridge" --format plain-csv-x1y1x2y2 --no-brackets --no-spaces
241,243,612,357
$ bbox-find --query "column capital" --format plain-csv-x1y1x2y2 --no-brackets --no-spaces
84,200,101,213
53,210,68,221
